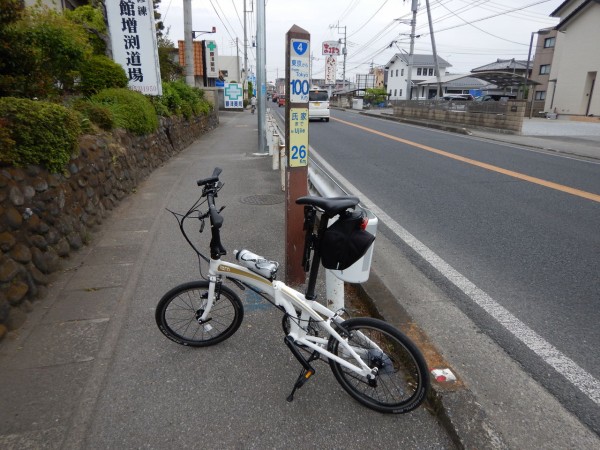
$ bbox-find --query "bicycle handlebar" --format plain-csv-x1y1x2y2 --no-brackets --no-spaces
197,167,222,186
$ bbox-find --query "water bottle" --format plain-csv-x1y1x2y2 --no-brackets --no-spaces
234,249,279,279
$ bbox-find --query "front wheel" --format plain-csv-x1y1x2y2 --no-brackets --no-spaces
155,281,244,347
327,317,429,414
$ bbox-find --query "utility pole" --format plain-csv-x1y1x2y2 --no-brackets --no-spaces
256,0,267,153
331,23,347,90
406,0,418,100
183,0,194,86
425,0,443,98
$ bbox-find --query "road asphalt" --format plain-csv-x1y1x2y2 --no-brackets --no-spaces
1,108,599,449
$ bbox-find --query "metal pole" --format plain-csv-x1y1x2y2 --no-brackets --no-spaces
342,26,347,90
244,0,248,100
256,0,267,153
183,0,194,86
406,0,418,100
425,0,443,98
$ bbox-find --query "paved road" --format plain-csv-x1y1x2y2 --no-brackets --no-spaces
300,108,600,444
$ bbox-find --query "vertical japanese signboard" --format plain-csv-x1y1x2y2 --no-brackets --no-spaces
289,39,310,103
106,0,162,95
288,38,310,167
204,40,219,78
323,41,339,86
289,108,308,166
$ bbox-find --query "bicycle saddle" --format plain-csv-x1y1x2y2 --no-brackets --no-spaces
296,196,359,216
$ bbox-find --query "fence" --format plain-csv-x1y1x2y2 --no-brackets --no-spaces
390,99,525,133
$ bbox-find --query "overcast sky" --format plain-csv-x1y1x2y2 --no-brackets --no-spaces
157,0,564,82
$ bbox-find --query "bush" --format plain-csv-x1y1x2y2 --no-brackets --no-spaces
0,97,81,172
78,55,128,96
64,5,107,55
91,88,158,135
73,99,114,131
152,81,212,118
0,5,92,98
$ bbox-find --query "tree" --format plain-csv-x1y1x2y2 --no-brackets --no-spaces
157,33,183,82
364,87,387,106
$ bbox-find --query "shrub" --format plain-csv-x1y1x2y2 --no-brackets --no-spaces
152,81,212,118
0,5,92,98
0,97,81,172
64,5,107,55
78,55,128,96
73,99,114,131
91,88,158,135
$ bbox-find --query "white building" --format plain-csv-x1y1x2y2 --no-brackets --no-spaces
544,0,600,116
385,54,452,100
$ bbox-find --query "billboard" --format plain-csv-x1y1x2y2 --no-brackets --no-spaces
105,0,162,95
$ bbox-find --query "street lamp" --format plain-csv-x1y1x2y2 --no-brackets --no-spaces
192,27,216,39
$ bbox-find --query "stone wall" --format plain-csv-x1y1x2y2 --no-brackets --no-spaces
0,112,219,338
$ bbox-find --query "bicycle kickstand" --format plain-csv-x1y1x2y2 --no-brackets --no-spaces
284,336,319,402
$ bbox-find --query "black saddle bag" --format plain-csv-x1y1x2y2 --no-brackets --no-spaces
320,210,375,271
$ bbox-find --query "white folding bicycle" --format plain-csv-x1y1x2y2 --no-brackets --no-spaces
155,168,429,413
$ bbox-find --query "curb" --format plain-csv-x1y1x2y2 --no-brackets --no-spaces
354,271,508,449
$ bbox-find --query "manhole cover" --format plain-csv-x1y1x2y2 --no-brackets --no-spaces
240,194,284,205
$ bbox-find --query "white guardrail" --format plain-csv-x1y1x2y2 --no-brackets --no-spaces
266,110,378,311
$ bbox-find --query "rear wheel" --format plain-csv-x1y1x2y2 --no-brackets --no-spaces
328,317,429,413
156,281,243,347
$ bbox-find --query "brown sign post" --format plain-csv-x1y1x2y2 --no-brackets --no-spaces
285,25,310,285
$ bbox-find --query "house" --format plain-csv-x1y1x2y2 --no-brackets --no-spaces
527,28,558,105
385,54,452,100
544,0,600,116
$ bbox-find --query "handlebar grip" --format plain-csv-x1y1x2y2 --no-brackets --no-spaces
197,167,223,186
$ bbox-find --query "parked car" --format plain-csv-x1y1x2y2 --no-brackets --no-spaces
475,94,517,102
272,94,278,103
278,96,286,107
308,88,330,122
441,94,474,101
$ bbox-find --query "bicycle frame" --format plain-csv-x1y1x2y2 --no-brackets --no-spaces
204,257,378,378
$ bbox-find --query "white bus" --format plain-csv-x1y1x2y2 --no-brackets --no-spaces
308,88,330,122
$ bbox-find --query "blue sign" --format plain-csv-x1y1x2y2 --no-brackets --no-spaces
293,41,308,56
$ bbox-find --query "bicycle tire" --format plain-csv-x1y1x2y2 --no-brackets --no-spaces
327,317,429,414
156,281,244,347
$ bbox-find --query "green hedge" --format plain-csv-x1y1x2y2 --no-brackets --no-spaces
78,55,128,96
91,88,158,135
0,97,81,172
152,81,212,118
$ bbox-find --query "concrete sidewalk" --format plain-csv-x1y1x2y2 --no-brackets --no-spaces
0,111,454,449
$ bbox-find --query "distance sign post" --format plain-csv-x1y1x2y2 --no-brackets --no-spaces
285,25,310,285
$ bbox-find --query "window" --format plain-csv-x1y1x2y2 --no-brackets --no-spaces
544,37,555,48
389,70,393,77
417,68,422,76
394,89,397,97
401,69,404,76
396,69,399,77
428,68,434,76
534,91,546,100
539,64,551,75
399,89,403,97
